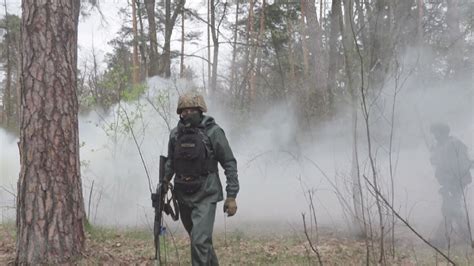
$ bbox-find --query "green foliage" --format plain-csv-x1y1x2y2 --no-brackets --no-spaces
121,84,147,102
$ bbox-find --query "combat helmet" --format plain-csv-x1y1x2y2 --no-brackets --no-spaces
176,91,208,114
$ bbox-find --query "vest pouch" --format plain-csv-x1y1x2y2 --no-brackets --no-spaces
174,176,204,195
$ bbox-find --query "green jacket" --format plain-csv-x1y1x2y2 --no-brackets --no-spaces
164,115,239,203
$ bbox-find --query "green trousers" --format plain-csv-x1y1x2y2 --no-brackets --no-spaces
180,198,219,266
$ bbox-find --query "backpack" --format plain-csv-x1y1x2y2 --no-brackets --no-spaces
173,125,217,194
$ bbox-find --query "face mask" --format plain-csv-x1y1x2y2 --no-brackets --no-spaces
181,112,202,127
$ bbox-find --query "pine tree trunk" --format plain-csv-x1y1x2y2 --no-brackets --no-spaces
161,0,172,77
326,0,342,113
159,0,186,78
250,0,266,104
210,0,219,96
300,0,310,78
136,0,148,79
305,0,325,93
417,0,423,45
131,0,140,84
369,0,390,89
145,0,159,77
287,17,295,81
241,0,255,108
230,1,240,95
180,8,185,78
16,0,85,264
3,43,12,128
3,1,12,129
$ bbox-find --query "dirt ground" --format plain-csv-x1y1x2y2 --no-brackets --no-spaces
1,222,473,265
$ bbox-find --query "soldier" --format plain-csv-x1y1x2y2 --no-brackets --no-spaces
430,123,472,242
163,91,239,265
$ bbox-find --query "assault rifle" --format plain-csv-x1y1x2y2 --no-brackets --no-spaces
151,155,179,264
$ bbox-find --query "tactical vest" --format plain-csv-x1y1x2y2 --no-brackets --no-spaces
173,125,218,194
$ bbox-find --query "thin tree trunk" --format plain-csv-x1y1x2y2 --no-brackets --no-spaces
354,0,368,47
287,17,295,82
160,0,186,77
16,35,21,126
241,0,255,108
250,0,266,104
145,0,159,77
300,0,310,78
180,6,185,78
417,0,423,45
369,0,390,89
207,0,211,88
16,0,85,264
161,0,172,77
230,1,240,95
136,0,148,79
131,0,140,84
326,0,342,114
304,0,326,96
341,0,368,243
210,0,218,96
320,0,323,27
3,0,12,128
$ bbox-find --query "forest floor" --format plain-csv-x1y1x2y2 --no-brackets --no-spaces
1,222,473,265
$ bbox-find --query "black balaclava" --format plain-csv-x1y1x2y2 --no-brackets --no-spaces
181,111,203,127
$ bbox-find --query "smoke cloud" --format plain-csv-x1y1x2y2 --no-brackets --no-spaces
1,48,473,241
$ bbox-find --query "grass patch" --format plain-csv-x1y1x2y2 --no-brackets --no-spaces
2,222,474,265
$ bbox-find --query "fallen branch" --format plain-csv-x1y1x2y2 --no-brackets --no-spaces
362,175,455,265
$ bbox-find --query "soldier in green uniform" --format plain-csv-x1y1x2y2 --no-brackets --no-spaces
430,123,472,243
163,91,239,265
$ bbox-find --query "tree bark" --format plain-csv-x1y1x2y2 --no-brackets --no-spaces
131,0,140,84
240,0,255,108
287,15,295,81
180,6,185,78
417,0,423,45
145,0,159,77
210,0,218,96
136,0,148,79
207,0,212,89
304,0,326,96
2,1,12,129
16,0,85,264
326,0,342,113
159,0,186,77
251,0,266,104
230,1,240,95
300,0,310,78
369,0,390,89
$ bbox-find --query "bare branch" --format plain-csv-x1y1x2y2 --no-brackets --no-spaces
301,213,323,265
119,106,154,193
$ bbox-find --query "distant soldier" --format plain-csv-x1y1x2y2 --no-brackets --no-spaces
430,123,472,241
163,91,239,265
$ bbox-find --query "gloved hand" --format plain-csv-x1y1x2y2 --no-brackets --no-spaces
223,197,237,217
